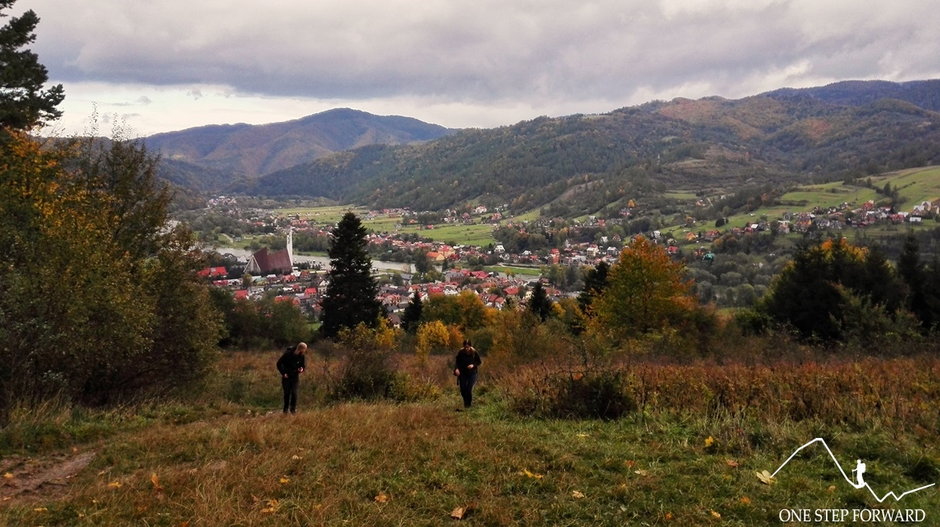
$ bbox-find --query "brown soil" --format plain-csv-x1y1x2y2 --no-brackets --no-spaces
0,450,95,504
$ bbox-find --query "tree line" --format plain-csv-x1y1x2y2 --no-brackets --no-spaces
0,1,221,421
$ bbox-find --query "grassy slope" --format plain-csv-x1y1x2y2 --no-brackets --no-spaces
2,352,938,526
714,166,940,233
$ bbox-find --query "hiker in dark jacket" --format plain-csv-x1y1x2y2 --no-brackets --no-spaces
276,342,307,414
453,340,482,409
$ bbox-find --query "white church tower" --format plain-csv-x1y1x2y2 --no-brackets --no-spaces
286,226,294,267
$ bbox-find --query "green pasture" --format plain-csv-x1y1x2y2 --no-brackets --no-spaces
273,205,369,224
511,209,542,222
778,182,878,209
397,223,497,247
873,166,940,205
681,166,940,238
662,191,698,200
361,215,403,233
485,265,543,277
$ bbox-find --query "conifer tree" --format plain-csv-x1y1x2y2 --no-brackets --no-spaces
401,291,423,333
762,238,908,341
898,233,940,330
320,212,382,337
578,260,609,313
0,0,64,131
527,281,553,322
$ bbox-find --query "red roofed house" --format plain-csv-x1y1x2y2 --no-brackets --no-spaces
197,266,227,278
275,295,301,306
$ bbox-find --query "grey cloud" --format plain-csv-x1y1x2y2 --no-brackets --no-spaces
22,0,940,109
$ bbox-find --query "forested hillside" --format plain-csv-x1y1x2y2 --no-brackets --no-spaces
244,80,940,214
767,79,940,111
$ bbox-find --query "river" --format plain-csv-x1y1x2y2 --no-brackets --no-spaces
215,247,414,274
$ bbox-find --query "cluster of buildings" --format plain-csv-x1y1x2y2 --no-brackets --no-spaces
198,192,940,323
658,199,937,249
201,255,549,324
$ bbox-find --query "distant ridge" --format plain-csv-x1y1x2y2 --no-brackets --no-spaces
766,79,940,111
144,108,454,183
243,78,940,212
771,437,935,503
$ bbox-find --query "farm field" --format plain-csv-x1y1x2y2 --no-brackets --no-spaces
484,264,542,276
264,205,502,247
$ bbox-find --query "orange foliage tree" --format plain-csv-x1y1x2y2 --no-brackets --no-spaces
590,236,699,342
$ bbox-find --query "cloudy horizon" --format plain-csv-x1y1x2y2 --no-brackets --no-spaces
19,0,940,137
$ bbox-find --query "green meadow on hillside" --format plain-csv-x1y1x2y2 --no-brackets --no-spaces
2,352,938,527
714,166,940,234
873,166,940,205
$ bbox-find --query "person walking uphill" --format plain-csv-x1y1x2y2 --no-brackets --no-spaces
277,342,307,414
453,340,482,409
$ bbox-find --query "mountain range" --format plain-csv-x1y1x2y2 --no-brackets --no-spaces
147,108,453,185
148,80,940,214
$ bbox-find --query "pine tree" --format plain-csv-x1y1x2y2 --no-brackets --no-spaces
898,233,938,330
527,281,553,322
578,260,609,313
401,291,423,333
762,238,907,341
0,0,64,131
320,212,382,338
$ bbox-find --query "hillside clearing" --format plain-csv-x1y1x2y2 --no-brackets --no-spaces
2,353,938,526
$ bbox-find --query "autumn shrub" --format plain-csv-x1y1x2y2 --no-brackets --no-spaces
0,134,222,418
485,311,574,375
421,290,494,330
624,355,940,432
502,364,636,419
414,320,463,362
496,347,940,433
329,348,396,401
327,321,400,401
388,372,444,402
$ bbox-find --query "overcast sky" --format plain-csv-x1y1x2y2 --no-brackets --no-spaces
18,0,940,137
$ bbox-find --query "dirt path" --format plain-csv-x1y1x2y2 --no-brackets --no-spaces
0,450,96,504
